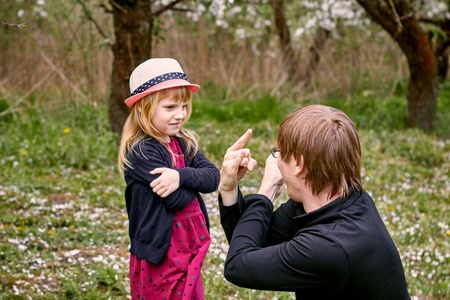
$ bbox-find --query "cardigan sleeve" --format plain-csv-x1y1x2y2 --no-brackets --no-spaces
177,148,220,193
125,140,196,211
223,193,349,292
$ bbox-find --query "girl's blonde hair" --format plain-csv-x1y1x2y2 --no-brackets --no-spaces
118,87,198,173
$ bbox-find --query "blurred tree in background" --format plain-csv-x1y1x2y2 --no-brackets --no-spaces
105,0,199,134
418,0,450,81
357,0,438,131
1,0,449,133
271,0,447,131
77,0,197,134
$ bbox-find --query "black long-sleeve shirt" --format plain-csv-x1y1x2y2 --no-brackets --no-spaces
219,188,410,299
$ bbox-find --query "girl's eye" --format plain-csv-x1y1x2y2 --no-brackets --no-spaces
182,105,187,109
166,106,174,109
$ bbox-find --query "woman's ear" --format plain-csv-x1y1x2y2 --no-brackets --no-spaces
294,155,305,176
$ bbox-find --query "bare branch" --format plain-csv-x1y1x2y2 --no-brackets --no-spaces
1,20,30,29
109,0,128,14
75,0,113,51
40,52,89,101
154,0,185,16
399,12,414,20
419,17,450,28
0,58,55,118
387,0,403,35
100,3,113,14
169,7,194,13
248,0,264,15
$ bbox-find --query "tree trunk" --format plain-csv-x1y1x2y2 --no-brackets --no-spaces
435,39,449,81
428,5,450,82
109,0,153,134
271,0,300,84
271,0,330,88
422,16,450,82
302,26,331,87
356,0,438,131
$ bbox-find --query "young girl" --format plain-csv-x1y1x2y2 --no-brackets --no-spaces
118,58,220,300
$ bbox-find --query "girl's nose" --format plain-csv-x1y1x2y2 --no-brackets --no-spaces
174,110,185,119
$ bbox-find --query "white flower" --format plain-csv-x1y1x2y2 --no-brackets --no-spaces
64,249,81,257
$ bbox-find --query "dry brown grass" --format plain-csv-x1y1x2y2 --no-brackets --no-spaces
0,6,407,109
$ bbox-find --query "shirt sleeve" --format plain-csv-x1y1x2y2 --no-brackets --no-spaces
177,149,220,194
224,194,349,292
218,188,246,243
219,190,299,245
265,199,300,246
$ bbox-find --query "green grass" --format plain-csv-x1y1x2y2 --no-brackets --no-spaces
0,86,449,299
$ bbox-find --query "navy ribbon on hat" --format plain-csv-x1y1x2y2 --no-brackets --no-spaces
130,72,189,97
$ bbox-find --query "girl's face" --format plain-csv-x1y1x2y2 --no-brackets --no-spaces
151,96,188,142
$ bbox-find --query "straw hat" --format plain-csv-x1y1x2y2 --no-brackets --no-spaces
124,58,200,108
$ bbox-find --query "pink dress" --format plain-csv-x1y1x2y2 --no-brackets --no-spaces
129,138,211,300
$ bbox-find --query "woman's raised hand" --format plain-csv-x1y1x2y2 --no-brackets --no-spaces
219,129,257,206
257,155,285,202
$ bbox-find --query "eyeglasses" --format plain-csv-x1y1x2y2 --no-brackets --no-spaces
270,147,281,158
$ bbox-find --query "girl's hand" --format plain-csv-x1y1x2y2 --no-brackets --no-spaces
150,168,180,198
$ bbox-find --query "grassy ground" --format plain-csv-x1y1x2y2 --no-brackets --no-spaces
0,87,449,299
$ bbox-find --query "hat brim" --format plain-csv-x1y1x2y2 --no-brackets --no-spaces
125,79,200,108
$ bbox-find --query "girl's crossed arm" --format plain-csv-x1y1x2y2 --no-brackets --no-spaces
149,168,180,198
176,149,220,194
149,149,219,199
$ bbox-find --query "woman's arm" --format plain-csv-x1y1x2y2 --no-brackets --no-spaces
257,155,297,245
224,194,349,292
264,199,299,245
218,188,246,242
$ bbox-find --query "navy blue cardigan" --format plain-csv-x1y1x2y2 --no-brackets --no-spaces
220,188,410,299
124,136,220,264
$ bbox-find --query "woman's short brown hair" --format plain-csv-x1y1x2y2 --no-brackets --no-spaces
277,105,362,198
